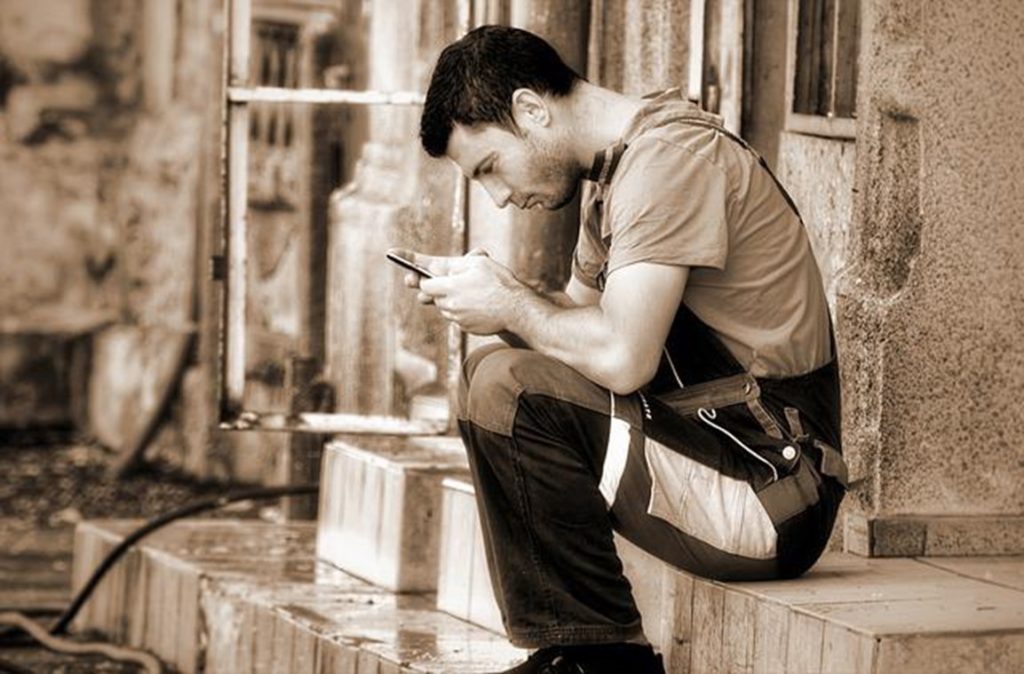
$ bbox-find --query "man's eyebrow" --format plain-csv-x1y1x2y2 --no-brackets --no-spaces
471,153,495,179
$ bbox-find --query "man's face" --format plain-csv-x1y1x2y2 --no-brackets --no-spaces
447,122,581,211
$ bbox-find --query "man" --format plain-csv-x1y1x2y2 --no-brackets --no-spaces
398,25,849,674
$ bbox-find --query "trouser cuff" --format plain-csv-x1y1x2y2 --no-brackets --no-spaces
507,622,645,649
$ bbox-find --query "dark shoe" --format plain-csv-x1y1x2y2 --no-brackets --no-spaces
497,643,665,674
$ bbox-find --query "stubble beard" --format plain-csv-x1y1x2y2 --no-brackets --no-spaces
527,134,583,211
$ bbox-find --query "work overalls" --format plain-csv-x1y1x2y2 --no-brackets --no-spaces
456,116,849,650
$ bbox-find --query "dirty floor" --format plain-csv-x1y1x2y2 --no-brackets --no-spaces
0,439,266,673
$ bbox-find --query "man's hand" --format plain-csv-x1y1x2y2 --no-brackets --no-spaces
389,247,527,336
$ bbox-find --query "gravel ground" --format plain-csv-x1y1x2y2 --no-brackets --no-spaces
0,438,262,673
0,441,248,527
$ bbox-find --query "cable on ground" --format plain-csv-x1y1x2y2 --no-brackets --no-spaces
0,483,319,674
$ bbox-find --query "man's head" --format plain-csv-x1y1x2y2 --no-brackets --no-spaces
420,25,585,210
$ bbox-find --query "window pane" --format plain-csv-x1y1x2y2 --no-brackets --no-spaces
794,0,827,115
793,0,859,119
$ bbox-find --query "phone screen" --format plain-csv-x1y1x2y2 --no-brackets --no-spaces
386,252,434,279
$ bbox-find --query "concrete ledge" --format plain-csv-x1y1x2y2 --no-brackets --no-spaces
426,483,1024,673
845,513,1024,557
72,518,526,674
73,515,1024,673
436,476,504,634
316,437,469,592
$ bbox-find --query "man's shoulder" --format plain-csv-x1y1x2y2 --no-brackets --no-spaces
609,127,730,197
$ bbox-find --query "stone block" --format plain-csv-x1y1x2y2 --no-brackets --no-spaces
117,112,202,326
924,556,1024,592
87,324,191,452
834,0,1024,539
844,513,1024,557
785,611,825,673
436,476,504,634
923,516,1024,557
751,600,789,674
72,518,1024,673
690,580,725,674
667,573,695,674
74,519,325,674
615,534,677,657
820,623,875,674
874,633,1024,674
316,438,468,592
721,589,756,673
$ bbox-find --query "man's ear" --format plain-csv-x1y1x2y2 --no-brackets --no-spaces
510,88,550,128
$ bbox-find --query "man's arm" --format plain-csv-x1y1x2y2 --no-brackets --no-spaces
502,263,688,393
418,253,688,394
496,274,600,348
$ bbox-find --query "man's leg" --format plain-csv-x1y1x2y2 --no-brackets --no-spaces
455,345,840,654
457,345,643,648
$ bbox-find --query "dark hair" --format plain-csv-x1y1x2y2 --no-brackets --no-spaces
420,25,582,157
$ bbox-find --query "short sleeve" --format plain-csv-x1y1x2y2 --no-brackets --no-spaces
571,181,607,289
605,136,730,275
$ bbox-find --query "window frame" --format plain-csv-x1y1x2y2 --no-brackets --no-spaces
784,0,859,139
217,0,471,435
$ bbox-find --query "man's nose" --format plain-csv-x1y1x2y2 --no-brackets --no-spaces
481,179,513,209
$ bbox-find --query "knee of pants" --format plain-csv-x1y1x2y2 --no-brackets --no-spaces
458,344,507,418
458,346,554,436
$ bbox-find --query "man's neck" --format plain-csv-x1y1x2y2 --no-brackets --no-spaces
563,82,646,169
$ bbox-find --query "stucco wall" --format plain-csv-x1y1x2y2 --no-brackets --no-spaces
777,132,856,314
839,0,1024,517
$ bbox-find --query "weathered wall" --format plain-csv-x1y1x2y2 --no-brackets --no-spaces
1,0,220,464
590,0,690,95
839,0,1024,523
0,0,116,319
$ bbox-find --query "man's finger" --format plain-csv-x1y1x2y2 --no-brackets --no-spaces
419,276,448,296
387,246,448,277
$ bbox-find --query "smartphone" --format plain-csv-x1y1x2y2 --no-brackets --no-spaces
386,251,434,279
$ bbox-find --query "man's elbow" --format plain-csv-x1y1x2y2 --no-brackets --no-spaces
598,347,658,396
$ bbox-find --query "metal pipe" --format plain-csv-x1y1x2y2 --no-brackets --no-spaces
445,0,475,433
224,0,252,407
227,85,425,106
219,411,448,435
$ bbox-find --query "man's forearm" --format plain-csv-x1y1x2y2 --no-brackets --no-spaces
502,287,630,391
498,290,576,349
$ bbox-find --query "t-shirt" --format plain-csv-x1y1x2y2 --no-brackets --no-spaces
572,90,832,377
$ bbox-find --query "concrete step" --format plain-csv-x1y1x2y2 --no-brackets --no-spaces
72,518,526,673
430,480,1024,673
436,476,504,634
433,477,689,660
72,516,1024,673
316,436,469,592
